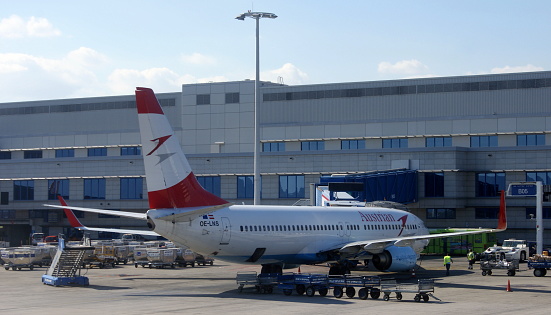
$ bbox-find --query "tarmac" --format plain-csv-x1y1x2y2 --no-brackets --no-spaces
0,255,549,315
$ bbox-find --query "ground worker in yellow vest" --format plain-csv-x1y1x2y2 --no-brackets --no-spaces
444,253,453,276
467,249,475,270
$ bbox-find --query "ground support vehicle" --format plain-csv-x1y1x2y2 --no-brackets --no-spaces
480,255,519,276
195,254,214,266
381,279,435,302
133,247,149,267
328,275,381,299
82,245,116,268
278,273,329,297
176,249,196,267
144,248,177,269
528,254,551,277
2,247,41,271
113,246,129,265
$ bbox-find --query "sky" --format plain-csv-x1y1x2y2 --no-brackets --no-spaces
0,0,550,103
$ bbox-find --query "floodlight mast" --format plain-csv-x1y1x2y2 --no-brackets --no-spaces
235,11,277,205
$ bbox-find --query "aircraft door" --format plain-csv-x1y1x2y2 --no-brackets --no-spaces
338,222,344,237
220,217,231,245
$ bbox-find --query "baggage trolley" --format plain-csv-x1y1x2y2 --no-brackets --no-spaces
480,254,519,276
277,273,329,297
381,279,435,302
236,271,260,293
328,275,381,299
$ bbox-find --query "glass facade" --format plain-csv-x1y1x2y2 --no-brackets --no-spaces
197,176,221,197
237,176,254,199
14,180,34,200
84,178,106,199
120,178,143,199
279,175,305,198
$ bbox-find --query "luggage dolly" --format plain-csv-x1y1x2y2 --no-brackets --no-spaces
381,279,435,302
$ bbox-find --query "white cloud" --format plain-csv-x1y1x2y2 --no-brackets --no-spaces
490,64,544,74
378,59,429,75
181,53,216,66
0,15,61,38
108,68,184,94
0,48,109,101
264,63,308,85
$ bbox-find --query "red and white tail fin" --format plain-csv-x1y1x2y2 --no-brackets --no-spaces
58,195,86,229
135,87,229,209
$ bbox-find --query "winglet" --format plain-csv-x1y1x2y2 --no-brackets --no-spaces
58,195,85,229
497,190,507,230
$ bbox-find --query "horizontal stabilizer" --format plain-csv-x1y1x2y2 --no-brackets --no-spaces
43,204,147,220
153,203,232,223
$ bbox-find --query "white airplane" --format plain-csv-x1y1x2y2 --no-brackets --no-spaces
46,87,507,275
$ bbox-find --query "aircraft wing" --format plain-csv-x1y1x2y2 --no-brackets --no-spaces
338,191,507,255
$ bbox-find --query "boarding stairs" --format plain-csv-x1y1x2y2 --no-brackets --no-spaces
42,234,95,286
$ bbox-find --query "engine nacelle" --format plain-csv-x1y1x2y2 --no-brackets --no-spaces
371,246,417,272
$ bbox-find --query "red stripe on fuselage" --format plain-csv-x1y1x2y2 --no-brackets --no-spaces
147,172,228,209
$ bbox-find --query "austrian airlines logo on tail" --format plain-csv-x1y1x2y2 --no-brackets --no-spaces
147,135,172,156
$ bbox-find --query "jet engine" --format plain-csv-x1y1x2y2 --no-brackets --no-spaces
371,246,417,272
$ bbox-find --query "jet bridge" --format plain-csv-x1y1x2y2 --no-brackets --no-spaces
318,169,418,205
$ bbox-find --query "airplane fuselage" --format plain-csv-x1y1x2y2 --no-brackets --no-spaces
148,205,430,267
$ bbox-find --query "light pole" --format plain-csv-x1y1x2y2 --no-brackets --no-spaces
236,11,277,205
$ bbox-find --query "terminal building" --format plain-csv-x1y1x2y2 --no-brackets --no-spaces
1,71,550,246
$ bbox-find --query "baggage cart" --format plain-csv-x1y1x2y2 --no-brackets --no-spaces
381,279,435,302
527,254,551,277
277,273,329,297
480,254,519,276
144,248,177,268
236,271,261,293
83,245,116,268
133,247,149,267
328,275,381,299
2,247,41,271
114,245,129,264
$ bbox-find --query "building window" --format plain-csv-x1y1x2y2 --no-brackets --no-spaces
88,148,107,156
121,147,141,156
120,178,143,199
425,172,444,197
197,176,221,197
225,92,240,104
426,208,456,219
525,207,551,219
301,141,324,151
342,140,365,150
237,176,254,199
470,135,498,147
0,151,11,159
0,210,16,220
263,142,285,152
426,137,452,147
517,134,545,146
55,149,74,158
14,180,34,200
476,172,505,197
48,179,70,200
475,208,499,219
24,150,42,159
84,178,106,199
382,138,408,148
279,175,305,198
526,172,551,185
197,94,211,105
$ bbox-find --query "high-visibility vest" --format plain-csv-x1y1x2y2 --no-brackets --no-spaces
444,255,452,265
467,252,475,260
